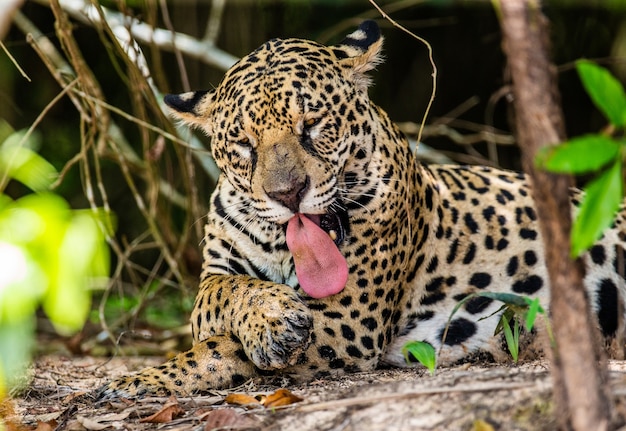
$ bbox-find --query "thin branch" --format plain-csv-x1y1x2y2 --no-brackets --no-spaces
204,0,226,44
13,10,206,205
399,122,515,146
0,40,30,81
158,0,189,92
32,0,239,71
368,0,437,147
0,0,23,40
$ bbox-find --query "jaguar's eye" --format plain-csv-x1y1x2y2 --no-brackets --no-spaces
303,117,321,129
237,136,251,147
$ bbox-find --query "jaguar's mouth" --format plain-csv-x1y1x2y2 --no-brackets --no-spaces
302,210,350,246
285,209,350,299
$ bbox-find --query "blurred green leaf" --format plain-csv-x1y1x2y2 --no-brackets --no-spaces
44,212,109,334
0,318,34,394
536,135,621,174
0,189,111,395
0,130,57,192
0,119,14,144
577,60,626,127
402,341,436,374
0,242,47,326
572,158,624,257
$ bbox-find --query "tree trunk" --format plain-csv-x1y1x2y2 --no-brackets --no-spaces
499,1,612,430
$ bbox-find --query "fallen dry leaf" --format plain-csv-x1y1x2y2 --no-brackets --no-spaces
76,416,110,430
201,409,258,430
34,421,57,431
138,396,185,423
2,419,37,431
92,411,131,422
62,390,89,404
225,389,303,409
261,389,303,408
32,412,62,423
224,393,260,407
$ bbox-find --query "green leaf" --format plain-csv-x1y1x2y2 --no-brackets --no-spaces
501,316,519,362
536,135,621,174
524,297,542,332
0,131,57,191
523,296,545,313
402,341,436,374
577,60,626,127
472,292,530,308
571,158,624,257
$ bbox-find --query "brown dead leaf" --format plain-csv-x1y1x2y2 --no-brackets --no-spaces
139,396,185,423
76,416,110,430
93,411,131,422
2,418,37,431
62,390,89,403
224,393,260,406
201,409,258,430
34,421,57,431
261,389,303,408
3,423,25,431
33,412,62,423
225,389,303,409
0,398,15,418
0,398,31,431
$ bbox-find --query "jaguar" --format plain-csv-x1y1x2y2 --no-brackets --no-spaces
100,20,626,398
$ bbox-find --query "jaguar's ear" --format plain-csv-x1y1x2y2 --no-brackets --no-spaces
333,20,384,91
164,90,215,134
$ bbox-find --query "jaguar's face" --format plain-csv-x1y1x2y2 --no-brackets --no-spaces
205,41,377,226
165,28,383,224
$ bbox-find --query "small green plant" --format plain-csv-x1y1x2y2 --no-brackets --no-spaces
0,122,111,398
402,341,436,374
494,296,545,362
536,60,626,257
443,292,549,363
402,293,547,370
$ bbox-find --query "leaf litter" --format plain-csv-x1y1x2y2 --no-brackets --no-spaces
7,355,626,430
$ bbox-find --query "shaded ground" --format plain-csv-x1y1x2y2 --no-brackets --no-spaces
6,355,626,430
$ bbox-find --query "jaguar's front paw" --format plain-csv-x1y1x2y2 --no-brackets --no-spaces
239,297,313,370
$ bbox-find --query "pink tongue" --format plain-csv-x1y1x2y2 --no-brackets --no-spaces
286,213,348,298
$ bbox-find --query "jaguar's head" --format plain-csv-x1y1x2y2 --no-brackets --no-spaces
166,21,384,298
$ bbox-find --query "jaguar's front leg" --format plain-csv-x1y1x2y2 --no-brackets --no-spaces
97,334,257,399
192,274,313,370
98,274,312,398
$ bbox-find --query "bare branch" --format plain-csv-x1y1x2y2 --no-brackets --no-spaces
204,0,226,44
32,0,239,71
0,0,23,40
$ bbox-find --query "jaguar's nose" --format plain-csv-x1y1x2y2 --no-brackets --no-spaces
265,174,309,213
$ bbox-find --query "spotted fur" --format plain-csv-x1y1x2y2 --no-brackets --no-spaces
100,21,626,398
